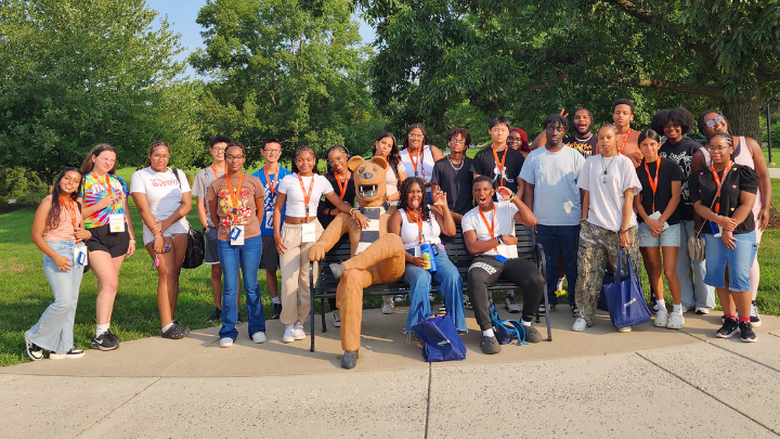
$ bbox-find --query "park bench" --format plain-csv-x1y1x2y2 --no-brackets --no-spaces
308,223,552,352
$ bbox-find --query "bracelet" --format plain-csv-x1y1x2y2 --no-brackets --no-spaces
619,229,627,234
509,193,515,202
129,239,137,244
349,208,358,216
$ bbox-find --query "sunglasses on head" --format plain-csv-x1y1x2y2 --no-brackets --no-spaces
704,114,726,128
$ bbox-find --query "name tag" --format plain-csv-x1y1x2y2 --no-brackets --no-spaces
301,222,316,243
710,222,722,238
109,214,125,233
230,225,245,245
73,244,88,266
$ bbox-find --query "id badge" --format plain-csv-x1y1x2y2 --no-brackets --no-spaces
710,222,722,238
73,244,88,266
109,214,125,233
301,222,316,243
230,225,245,245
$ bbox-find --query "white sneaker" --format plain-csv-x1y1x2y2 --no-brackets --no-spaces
654,309,668,327
504,294,521,313
282,325,295,343
251,332,267,343
49,349,85,359
666,312,685,330
394,294,405,303
333,310,341,328
381,301,394,314
695,307,710,315
429,293,435,302
617,326,632,333
292,321,306,340
219,337,234,348
572,317,588,332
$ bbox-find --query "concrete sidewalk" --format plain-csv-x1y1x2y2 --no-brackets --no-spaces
2,307,779,438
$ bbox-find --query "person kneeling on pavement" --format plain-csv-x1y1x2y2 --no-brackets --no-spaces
462,176,544,354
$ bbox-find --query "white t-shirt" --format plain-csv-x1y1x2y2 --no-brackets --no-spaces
577,154,642,232
399,208,442,250
519,146,585,226
461,203,519,258
130,167,191,233
278,173,333,218
400,145,436,182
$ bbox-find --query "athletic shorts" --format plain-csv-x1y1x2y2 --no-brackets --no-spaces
260,235,280,271
86,224,130,258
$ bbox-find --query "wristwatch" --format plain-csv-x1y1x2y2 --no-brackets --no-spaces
496,234,504,244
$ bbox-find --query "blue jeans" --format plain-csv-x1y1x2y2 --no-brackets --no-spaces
217,236,265,340
676,220,715,309
26,240,84,352
536,224,579,306
403,249,466,333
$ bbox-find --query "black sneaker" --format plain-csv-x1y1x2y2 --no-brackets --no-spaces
523,324,543,343
206,307,222,323
481,335,502,354
92,332,119,351
106,329,121,344
24,333,43,361
341,350,359,369
269,303,282,320
161,323,190,339
716,318,740,339
750,301,762,327
739,321,757,343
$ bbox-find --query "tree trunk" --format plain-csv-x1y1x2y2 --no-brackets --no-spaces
722,92,761,141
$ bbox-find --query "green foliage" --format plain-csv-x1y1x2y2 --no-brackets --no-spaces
0,0,201,182
190,0,386,165
0,168,48,197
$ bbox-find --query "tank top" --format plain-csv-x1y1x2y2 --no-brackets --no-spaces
400,145,436,181
42,195,81,241
399,208,441,250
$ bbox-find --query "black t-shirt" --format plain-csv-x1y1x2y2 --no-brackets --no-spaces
431,156,474,215
563,134,599,158
470,146,525,193
689,164,759,235
635,157,683,225
658,136,701,221
317,172,356,229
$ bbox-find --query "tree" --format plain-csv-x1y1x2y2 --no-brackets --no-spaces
0,0,198,182
359,0,780,140
190,0,384,164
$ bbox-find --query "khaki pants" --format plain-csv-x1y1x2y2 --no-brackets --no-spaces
279,221,323,325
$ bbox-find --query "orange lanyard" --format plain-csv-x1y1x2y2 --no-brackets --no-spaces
224,173,245,221
334,172,350,201
263,166,279,197
211,165,220,179
298,174,314,221
409,147,424,177
710,161,733,214
642,158,661,211
407,208,424,243
478,207,498,252
491,147,508,186
618,129,631,155
58,196,80,241
92,173,113,194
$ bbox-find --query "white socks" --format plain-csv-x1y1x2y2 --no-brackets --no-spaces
162,322,174,333
271,296,281,304
672,303,682,314
96,323,109,337
482,328,495,338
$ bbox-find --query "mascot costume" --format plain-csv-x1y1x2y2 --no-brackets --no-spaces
308,156,405,369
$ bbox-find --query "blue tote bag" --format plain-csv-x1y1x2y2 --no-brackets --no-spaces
602,248,651,328
412,301,467,362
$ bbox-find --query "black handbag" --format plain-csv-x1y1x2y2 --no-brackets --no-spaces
172,168,205,269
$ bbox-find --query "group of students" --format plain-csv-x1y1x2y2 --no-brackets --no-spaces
23,98,769,362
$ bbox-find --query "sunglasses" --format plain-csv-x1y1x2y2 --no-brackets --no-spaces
704,114,726,128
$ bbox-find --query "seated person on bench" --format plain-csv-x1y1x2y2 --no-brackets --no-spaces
462,176,544,354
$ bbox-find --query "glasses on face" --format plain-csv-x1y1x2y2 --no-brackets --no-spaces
449,139,466,145
152,154,170,160
327,156,346,165
707,145,730,152
704,114,726,128
212,148,226,153
408,133,424,139
505,137,517,143
226,155,245,161
264,149,281,154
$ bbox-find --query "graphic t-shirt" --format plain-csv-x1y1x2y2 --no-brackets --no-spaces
563,134,599,158
207,175,264,241
252,166,292,236
658,136,701,221
470,146,525,193
634,157,683,225
81,173,128,229
431,156,474,215
130,167,191,236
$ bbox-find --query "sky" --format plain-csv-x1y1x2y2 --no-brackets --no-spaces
145,0,376,79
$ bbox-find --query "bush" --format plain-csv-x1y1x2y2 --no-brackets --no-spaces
0,167,48,197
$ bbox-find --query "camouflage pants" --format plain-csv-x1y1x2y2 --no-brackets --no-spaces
574,221,641,324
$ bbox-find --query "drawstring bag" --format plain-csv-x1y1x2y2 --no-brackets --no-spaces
489,303,527,345
412,301,466,362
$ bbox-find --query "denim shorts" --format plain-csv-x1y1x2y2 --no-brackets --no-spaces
704,230,758,291
638,222,680,248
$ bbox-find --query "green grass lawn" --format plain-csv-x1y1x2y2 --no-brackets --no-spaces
762,148,779,168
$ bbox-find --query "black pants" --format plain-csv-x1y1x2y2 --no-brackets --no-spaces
467,256,544,330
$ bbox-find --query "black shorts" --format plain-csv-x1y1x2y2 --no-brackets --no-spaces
260,235,280,271
86,224,130,258
205,226,220,265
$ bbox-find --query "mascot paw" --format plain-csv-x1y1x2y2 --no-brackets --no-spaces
308,245,325,261
330,263,345,279
341,350,359,369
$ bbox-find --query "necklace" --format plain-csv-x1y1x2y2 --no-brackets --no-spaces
601,154,618,184
447,155,464,171
575,133,593,143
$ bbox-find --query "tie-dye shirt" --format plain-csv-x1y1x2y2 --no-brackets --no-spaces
81,173,129,229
